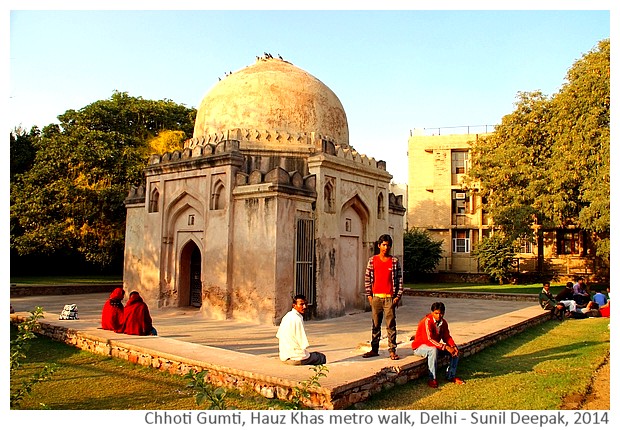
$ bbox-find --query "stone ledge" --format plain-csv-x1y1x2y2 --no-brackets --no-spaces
404,289,538,302
10,283,122,297
10,307,550,409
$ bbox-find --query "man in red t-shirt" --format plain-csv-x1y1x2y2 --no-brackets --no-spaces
362,234,403,360
411,302,464,388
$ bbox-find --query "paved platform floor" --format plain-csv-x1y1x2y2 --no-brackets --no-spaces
10,292,547,399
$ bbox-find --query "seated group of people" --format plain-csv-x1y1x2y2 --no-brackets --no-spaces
101,288,157,335
539,277,610,319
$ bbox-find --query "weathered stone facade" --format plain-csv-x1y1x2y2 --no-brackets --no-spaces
124,58,405,324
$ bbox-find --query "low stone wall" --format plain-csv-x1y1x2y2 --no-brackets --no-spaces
10,308,551,409
404,289,539,302
10,283,122,297
9,315,332,409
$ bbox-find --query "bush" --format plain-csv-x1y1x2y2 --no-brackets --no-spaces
403,228,444,282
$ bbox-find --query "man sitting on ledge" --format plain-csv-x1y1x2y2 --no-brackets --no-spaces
411,301,464,388
276,294,326,366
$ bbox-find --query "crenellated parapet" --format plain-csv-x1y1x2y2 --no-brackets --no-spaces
148,139,242,166
332,144,386,171
125,184,145,204
236,167,316,195
185,128,346,152
389,192,406,214
147,129,386,173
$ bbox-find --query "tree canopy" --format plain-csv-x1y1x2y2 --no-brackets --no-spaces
10,92,196,271
468,39,610,262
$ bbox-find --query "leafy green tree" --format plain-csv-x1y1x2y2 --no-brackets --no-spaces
146,130,186,155
546,39,610,260
472,234,516,284
10,91,196,269
10,126,39,182
468,39,610,265
468,90,552,243
403,228,444,282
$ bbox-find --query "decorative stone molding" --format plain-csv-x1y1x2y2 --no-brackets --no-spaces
125,184,145,204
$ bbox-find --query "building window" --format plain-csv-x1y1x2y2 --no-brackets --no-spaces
451,150,469,175
295,218,316,306
452,191,467,215
211,180,226,210
188,214,195,226
558,230,580,255
324,181,335,213
148,188,159,213
519,239,534,254
377,192,385,219
452,230,470,253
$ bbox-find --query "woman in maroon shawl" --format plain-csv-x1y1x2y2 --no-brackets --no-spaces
118,291,156,336
101,288,125,331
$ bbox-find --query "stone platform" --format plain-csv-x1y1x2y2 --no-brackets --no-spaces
9,290,549,409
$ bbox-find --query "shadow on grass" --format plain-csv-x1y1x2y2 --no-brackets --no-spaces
359,319,610,409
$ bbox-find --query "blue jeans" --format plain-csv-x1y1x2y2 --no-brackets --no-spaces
413,344,459,380
370,296,397,353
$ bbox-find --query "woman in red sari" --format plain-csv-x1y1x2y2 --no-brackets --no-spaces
101,288,125,331
118,291,156,336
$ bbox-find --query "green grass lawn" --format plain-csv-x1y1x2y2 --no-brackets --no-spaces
406,282,565,295
10,326,289,410
11,317,609,410
360,317,610,410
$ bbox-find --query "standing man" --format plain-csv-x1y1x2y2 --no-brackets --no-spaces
362,234,403,360
412,302,464,388
276,294,326,365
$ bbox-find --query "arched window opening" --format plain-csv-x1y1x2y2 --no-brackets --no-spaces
377,192,385,219
149,188,159,213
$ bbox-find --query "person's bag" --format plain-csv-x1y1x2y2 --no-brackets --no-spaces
59,304,79,320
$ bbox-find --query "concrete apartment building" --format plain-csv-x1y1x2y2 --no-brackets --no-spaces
407,127,599,280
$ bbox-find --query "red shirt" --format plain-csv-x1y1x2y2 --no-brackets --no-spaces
372,255,394,295
411,313,456,351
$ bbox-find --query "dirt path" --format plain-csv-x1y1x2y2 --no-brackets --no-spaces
561,355,610,410
580,359,610,410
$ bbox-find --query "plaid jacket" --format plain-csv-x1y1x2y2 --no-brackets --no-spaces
364,255,403,299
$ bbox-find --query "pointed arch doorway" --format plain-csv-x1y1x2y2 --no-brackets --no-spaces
338,197,369,312
179,240,202,307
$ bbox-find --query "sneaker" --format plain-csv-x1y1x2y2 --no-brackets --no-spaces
447,377,465,385
427,379,438,388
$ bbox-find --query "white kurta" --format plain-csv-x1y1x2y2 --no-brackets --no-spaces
276,308,311,361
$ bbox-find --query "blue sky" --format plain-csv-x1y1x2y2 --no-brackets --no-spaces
7,3,613,183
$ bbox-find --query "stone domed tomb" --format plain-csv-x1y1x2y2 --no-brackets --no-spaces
124,56,405,323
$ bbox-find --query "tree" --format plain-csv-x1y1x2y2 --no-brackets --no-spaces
468,39,610,265
10,126,39,182
402,228,444,282
547,39,610,260
467,90,553,243
10,92,196,270
472,234,516,284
